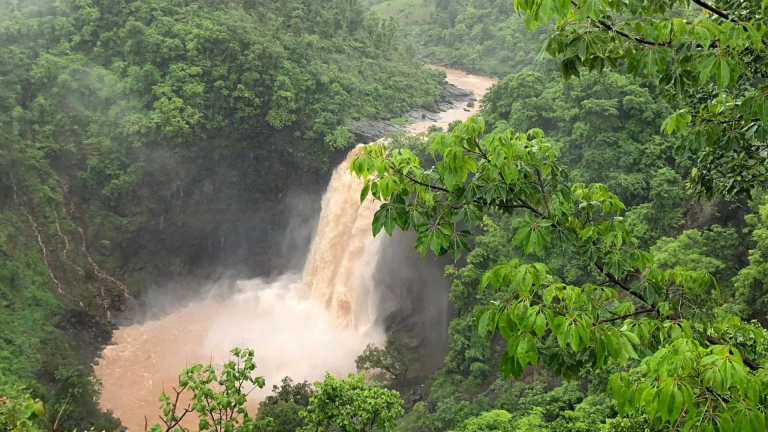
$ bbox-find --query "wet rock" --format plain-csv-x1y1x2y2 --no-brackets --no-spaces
443,83,474,102
348,120,407,144
348,81,475,143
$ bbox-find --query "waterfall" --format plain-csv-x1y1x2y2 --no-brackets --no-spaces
94,145,388,431
95,67,497,431
303,145,384,331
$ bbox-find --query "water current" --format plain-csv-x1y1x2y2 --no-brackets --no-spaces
95,67,496,431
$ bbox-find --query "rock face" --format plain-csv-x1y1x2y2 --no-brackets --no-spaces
443,82,475,102
348,82,476,143
118,80,476,311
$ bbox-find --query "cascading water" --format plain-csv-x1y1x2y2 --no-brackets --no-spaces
95,67,497,431
94,149,387,431
303,145,384,331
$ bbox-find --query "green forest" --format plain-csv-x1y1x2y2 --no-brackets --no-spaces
0,0,442,429
5,0,768,431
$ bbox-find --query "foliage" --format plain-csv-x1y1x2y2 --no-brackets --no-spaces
352,117,768,431
0,390,45,432
483,69,677,207
623,168,688,248
651,226,742,307
261,377,314,408
257,402,306,432
547,395,614,432
448,409,513,432
0,212,62,393
396,373,628,432
146,351,406,432
492,378,584,423
0,209,120,431
735,194,768,323
150,347,270,432
0,0,445,425
399,67,687,376
393,401,434,432
256,377,313,432
300,373,404,432
512,0,768,198
372,0,548,77
356,336,414,383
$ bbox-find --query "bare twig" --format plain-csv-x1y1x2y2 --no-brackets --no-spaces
596,307,655,324
52,392,72,432
691,0,731,22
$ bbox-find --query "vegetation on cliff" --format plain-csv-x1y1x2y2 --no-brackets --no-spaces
0,0,443,428
7,0,768,430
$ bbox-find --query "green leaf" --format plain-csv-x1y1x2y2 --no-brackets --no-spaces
695,26,711,48
620,334,639,360
498,311,517,339
697,53,717,83
716,58,731,90
32,400,45,417
568,324,579,351
606,330,624,361
372,205,398,236
621,330,640,345
415,231,429,257
533,313,547,338
478,310,490,336
360,180,370,204
517,334,539,367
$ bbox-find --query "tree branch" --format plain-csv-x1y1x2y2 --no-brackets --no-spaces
160,385,191,432
403,172,450,193
569,0,666,46
597,307,656,324
52,392,72,432
593,262,651,306
691,0,731,22
705,335,761,371
596,18,666,46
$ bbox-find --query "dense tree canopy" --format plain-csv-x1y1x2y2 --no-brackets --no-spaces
352,0,768,429
8,0,768,431
0,0,443,428
511,0,768,198
371,0,548,77
353,115,768,430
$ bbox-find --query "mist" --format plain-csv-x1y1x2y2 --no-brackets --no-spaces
94,69,494,431
96,146,391,431
96,274,385,431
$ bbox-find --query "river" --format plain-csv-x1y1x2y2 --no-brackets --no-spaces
94,67,497,431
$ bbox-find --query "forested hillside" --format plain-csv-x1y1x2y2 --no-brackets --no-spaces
369,0,548,76
7,0,768,431
0,0,444,429
353,0,768,430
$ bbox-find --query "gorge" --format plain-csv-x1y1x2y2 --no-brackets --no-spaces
6,0,768,430
94,68,497,431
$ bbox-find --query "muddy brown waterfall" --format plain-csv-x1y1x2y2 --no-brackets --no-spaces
95,68,497,431
303,146,384,330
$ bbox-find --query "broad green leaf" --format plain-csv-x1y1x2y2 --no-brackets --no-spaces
620,334,639,360
716,58,731,90
478,310,490,336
